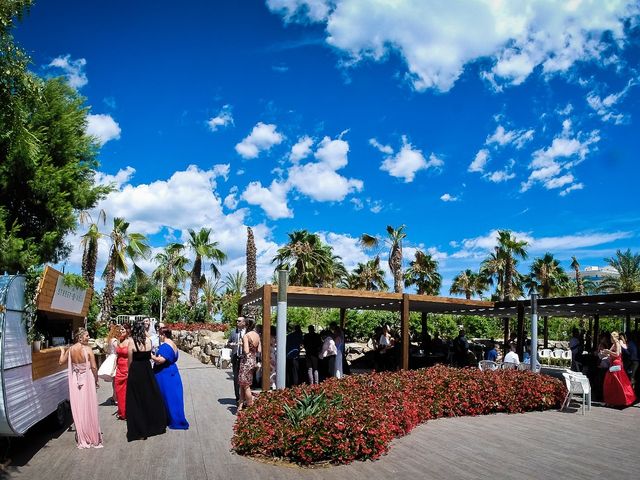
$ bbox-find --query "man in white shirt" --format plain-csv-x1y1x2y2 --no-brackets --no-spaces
503,343,520,365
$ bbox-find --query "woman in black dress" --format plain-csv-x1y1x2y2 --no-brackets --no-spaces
126,319,167,441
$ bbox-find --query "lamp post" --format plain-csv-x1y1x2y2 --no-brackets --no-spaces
276,270,288,389
529,284,538,373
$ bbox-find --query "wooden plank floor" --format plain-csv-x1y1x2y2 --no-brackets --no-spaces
3,352,639,480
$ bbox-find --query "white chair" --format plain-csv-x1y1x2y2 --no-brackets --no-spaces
501,362,518,370
562,350,572,360
518,362,542,372
568,372,591,411
539,349,552,358
552,349,565,358
478,360,498,371
561,372,589,414
219,348,232,369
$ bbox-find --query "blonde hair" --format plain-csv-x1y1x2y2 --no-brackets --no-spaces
611,331,619,342
74,327,88,343
106,324,120,345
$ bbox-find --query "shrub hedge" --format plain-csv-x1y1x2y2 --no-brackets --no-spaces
232,365,565,465
166,322,228,332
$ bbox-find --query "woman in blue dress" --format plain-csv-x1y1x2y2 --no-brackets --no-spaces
151,327,189,430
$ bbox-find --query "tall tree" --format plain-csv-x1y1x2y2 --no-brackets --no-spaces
599,249,640,293
79,209,106,290
496,230,528,300
346,257,388,291
450,269,487,299
187,228,226,307
361,225,407,293
570,256,584,295
246,226,257,294
152,242,189,316
101,218,150,323
404,250,441,295
201,277,221,321
223,271,246,296
272,230,337,287
530,253,570,298
1,2,109,272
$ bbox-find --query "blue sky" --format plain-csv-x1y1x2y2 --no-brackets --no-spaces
14,0,640,294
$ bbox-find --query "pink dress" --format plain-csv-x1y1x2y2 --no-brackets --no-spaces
603,353,636,407
68,347,103,448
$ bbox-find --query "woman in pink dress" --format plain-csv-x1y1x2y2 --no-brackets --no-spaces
58,328,103,449
602,331,636,407
114,324,131,419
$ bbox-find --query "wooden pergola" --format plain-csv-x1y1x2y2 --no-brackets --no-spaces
237,285,492,390
238,286,640,391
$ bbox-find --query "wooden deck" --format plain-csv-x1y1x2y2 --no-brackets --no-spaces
3,352,639,480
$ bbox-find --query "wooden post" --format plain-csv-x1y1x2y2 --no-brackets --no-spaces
543,316,549,348
339,308,346,332
593,314,600,352
516,303,525,360
261,285,272,392
502,317,509,357
587,317,593,351
401,294,409,370
237,299,243,317
625,313,631,333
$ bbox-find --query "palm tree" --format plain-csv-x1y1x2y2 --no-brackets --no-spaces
496,230,528,300
599,249,640,293
223,271,246,296
570,256,584,295
404,250,441,295
79,209,106,291
348,257,388,291
480,247,505,299
246,226,257,295
152,243,189,316
450,269,487,299
530,253,570,298
101,217,150,323
361,225,406,293
272,230,336,287
187,228,227,307
201,277,221,321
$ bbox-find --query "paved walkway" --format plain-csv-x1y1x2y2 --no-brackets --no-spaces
3,352,639,480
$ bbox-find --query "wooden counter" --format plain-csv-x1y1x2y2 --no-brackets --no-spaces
32,347,66,381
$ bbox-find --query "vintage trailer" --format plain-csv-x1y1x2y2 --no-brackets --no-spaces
0,267,92,436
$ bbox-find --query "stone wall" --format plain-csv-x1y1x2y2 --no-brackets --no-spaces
173,329,228,366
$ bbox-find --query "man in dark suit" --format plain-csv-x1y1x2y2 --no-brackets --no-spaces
228,316,246,402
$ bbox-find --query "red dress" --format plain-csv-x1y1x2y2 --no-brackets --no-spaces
114,345,129,418
603,353,636,407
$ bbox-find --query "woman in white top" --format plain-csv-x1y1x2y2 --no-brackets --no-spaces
319,331,337,380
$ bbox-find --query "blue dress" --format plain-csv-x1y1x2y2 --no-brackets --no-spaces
153,343,189,430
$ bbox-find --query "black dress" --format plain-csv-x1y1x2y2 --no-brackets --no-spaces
126,348,167,441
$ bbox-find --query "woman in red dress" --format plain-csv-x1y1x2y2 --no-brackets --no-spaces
602,331,636,407
114,324,131,419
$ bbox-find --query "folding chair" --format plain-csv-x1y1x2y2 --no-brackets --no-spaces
219,348,232,369
478,360,498,371
561,372,588,414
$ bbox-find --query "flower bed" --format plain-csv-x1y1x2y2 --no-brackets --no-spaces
166,322,228,332
232,365,565,465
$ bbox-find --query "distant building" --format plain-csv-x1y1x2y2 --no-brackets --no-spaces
582,266,619,282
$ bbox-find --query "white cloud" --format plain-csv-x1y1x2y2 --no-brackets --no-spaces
287,135,363,202
485,169,516,183
86,114,121,145
559,182,584,196
318,232,369,271
268,0,639,92
369,201,382,214
207,105,234,131
290,135,314,162
521,127,600,194
95,166,136,189
212,164,231,181
235,122,284,159
469,149,490,173
70,165,281,288
440,193,458,202
378,136,442,183
224,186,239,210
487,125,535,149
369,138,393,155
451,229,632,259
586,79,636,124
48,54,88,88
242,180,292,219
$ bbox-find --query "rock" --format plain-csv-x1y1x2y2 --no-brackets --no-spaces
191,346,201,358
199,336,211,348
204,344,212,355
199,353,210,364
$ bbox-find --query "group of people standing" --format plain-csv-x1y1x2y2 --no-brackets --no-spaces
59,318,189,449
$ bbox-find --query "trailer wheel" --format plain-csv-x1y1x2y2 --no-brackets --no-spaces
50,401,69,430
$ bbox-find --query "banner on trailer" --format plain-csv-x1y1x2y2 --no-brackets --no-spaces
50,276,86,314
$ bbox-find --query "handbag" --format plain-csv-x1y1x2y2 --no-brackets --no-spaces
98,353,117,381
609,364,621,373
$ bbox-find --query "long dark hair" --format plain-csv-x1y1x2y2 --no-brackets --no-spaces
131,319,147,349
